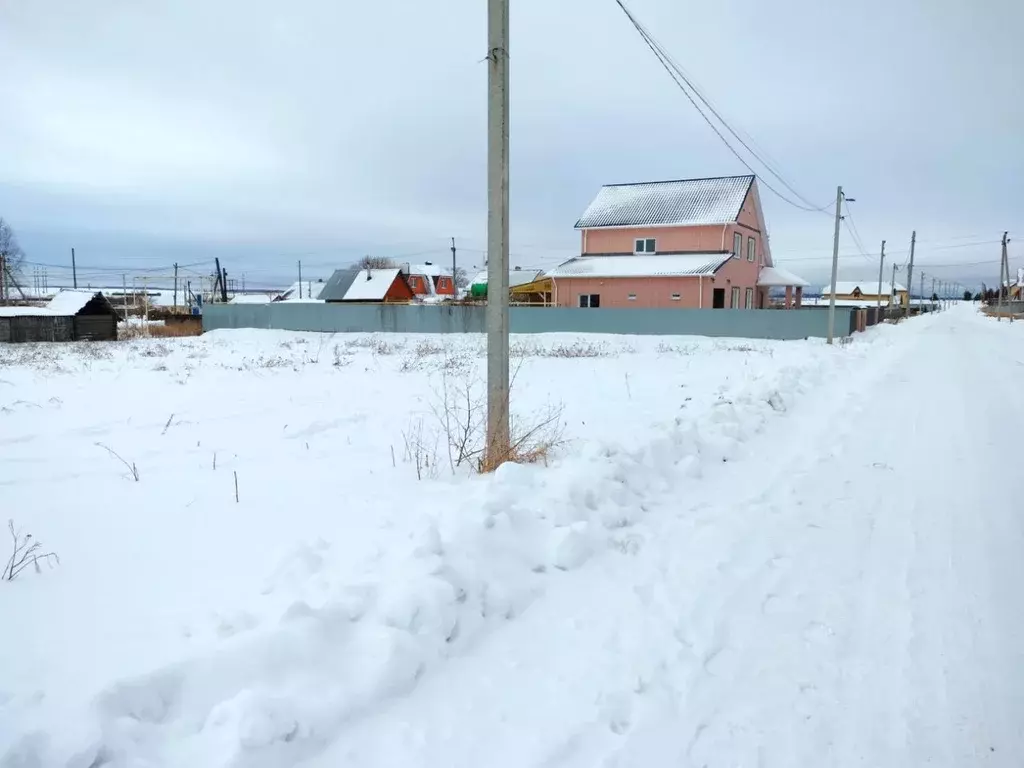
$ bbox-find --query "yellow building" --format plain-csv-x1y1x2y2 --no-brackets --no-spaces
821,280,908,307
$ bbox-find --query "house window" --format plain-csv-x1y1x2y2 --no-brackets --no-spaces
747,237,756,262
745,287,754,308
731,286,741,308
634,238,656,254
627,293,637,301
670,293,681,301
733,232,742,259
579,294,600,308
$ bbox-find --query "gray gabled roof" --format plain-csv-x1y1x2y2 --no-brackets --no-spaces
317,269,361,302
575,175,755,229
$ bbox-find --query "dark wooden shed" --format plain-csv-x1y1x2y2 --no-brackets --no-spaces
0,291,119,343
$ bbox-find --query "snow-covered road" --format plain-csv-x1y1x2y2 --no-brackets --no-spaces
3,307,1022,768
313,306,1024,767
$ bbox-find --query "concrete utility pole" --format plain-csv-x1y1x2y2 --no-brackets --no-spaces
1001,232,1011,322
891,262,898,308
905,230,916,318
997,232,1007,320
485,0,511,468
920,272,924,312
298,260,303,299
876,239,886,315
826,185,844,345
173,263,179,308
451,237,458,297
71,248,78,289
122,274,129,321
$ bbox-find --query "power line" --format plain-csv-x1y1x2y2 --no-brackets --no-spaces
777,239,1003,262
613,0,830,214
841,201,873,263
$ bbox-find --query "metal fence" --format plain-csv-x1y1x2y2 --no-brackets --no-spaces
203,303,861,340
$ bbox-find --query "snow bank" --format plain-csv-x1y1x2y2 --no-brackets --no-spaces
0,326,902,766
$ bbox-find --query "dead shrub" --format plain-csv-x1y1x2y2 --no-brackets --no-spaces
149,322,202,338
4,519,59,581
332,345,351,368
431,359,565,474
96,442,140,481
344,336,404,355
139,343,171,358
401,417,440,481
656,342,697,355
238,354,292,370
511,340,610,359
414,339,445,357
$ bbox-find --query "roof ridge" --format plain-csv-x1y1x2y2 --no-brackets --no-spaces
573,252,733,259
601,174,756,189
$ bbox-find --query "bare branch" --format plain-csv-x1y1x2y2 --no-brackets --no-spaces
4,519,59,582
95,442,140,481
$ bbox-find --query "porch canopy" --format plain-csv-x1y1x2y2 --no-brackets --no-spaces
757,266,810,308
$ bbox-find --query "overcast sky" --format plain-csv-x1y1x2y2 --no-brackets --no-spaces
1,0,1021,291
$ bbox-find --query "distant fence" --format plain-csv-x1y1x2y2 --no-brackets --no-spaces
203,303,863,340
986,301,1024,316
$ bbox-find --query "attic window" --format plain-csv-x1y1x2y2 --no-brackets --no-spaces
634,238,656,254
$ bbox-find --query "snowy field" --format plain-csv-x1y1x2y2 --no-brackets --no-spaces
1,309,1022,767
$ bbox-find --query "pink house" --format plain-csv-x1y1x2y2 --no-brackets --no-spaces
549,175,808,309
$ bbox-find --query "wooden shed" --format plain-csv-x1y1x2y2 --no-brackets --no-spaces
0,290,119,343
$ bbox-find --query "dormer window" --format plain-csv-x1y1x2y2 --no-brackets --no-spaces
634,238,656,254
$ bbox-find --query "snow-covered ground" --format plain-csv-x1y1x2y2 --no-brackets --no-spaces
1,307,1021,767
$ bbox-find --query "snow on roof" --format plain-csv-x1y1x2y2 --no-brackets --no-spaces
47,290,100,315
575,175,754,229
0,305,55,316
229,293,276,304
757,266,810,288
546,253,730,279
278,281,326,301
342,268,403,301
821,281,907,296
471,269,543,288
405,263,451,278
803,297,899,308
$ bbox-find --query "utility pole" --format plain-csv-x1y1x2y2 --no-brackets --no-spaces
892,263,898,309
173,263,179,308
122,274,129,321
71,248,78,289
298,260,303,299
905,230,916,318
932,277,936,310
997,232,1007,320
876,239,886,315
485,0,511,467
1001,232,1011,322
826,185,844,344
920,272,924,313
451,237,458,298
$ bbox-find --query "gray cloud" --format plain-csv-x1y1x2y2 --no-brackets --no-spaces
1,0,1021,290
